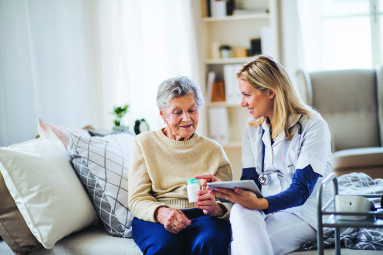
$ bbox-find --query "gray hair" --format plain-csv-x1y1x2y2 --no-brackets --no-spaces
156,76,205,111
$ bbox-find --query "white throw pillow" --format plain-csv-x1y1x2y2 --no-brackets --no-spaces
0,131,98,249
67,132,134,237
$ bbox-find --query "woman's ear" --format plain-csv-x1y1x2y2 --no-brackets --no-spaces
268,89,276,99
159,109,166,122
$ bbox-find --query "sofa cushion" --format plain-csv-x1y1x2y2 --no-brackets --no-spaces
38,118,91,149
67,132,134,237
331,147,383,178
25,226,141,255
308,69,380,151
0,131,99,249
0,172,42,254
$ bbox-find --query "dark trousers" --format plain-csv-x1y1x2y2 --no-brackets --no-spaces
132,208,231,255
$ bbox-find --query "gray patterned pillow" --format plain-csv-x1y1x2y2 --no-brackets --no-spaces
67,132,134,237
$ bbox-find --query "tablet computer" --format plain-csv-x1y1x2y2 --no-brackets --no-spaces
207,180,262,198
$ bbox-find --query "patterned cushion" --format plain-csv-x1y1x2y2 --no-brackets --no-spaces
67,132,134,237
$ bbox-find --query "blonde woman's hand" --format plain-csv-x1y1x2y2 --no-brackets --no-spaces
194,174,221,189
155,207,191,234
212,187,268,210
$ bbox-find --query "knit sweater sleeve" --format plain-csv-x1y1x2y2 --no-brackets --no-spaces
127,138,168,222
213,145,233,220
214,145,233,183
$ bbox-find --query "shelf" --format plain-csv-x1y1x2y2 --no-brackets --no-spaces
202,13,270,22
317,173,383,254
206,102,241,108
323,214,383,228
200,0,278,177
222,142,242,149
205,57,253,65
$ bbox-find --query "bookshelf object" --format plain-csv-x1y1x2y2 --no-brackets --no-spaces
198,0,280,180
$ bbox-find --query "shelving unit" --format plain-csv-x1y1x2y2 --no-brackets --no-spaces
198,0,280,180
317,173,383,255
205,57,253,65
202,13,270,22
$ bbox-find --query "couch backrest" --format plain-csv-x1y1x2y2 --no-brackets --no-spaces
377,65,383,148
296,66,383,152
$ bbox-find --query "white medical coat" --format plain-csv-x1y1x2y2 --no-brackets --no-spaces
241,109,333,229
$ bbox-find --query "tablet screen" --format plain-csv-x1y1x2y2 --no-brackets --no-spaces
207,180,262,198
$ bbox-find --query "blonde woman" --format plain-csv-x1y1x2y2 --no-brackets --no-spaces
197,55,333,255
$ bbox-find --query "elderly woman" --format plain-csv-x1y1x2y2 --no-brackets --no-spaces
128,76,233,255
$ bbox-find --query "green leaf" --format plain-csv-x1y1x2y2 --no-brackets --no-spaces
111,104,129,127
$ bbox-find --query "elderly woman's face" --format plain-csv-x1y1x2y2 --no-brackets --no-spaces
161,94,199,141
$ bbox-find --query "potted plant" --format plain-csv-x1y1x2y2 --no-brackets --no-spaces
111,104,129,130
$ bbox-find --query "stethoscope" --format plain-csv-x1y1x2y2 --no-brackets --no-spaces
258,121,303,186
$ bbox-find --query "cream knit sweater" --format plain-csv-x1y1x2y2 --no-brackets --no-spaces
128,129,233,222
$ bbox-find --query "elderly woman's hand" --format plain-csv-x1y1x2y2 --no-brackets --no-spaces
155,207,191,234
195,188,225,217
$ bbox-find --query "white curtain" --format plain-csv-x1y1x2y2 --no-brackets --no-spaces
118,0,200,132
0,0,200,146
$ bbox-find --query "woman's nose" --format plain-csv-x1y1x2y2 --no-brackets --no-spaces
182,112,190,121
240,97,247,107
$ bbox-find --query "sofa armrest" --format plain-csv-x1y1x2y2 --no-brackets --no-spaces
331,147,383,179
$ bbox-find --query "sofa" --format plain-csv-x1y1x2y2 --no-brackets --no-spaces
0,118,382,255
296,66,383,179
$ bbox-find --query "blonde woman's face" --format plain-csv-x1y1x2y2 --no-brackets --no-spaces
160,94,199,141
238,79,275,121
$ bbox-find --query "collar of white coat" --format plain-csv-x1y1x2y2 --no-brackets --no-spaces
261,114,302,145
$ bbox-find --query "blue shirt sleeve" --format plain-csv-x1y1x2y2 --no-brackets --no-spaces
240,167,262,192
265,164,319,214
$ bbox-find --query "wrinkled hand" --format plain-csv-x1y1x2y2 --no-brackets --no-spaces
212,188,268,210
194,174,221,189
195,188,225,217
155,207,191,234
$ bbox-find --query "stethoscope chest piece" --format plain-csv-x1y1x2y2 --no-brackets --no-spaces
258,173,270,186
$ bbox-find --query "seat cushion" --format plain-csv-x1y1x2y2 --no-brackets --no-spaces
331,147,383,178
28,227,140,255
1,227,382,255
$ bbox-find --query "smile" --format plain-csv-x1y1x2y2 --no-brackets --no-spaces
181,124,193,128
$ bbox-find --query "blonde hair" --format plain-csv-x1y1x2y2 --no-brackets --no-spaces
236,55,309,140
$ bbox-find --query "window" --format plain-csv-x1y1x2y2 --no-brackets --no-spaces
298,0,382,70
